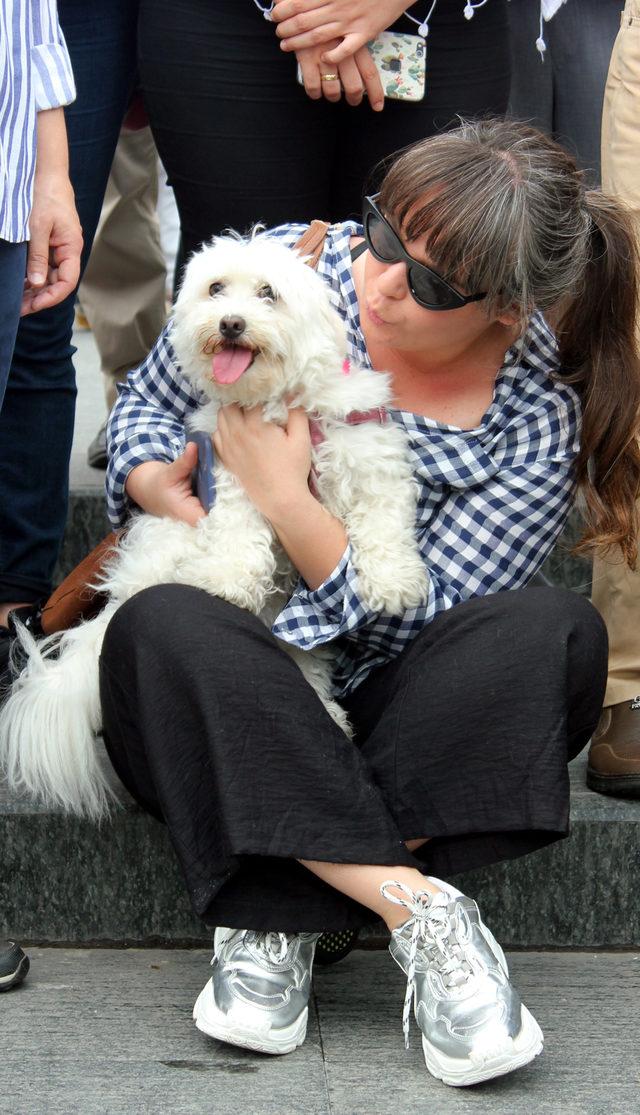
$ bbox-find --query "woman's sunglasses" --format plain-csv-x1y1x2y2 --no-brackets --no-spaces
362,195,487,312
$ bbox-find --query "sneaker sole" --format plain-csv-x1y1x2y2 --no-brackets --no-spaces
421,1005,543,1087
0,954,30,992
192,982,308,1056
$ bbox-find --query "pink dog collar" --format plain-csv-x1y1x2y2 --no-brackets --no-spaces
308,406,388,496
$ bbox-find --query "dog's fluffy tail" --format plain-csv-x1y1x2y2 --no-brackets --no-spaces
0,605,119,820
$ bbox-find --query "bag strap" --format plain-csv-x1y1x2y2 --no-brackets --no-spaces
292,220,331,270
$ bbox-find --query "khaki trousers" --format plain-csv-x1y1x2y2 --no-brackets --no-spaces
79,126,168,411
592,0,640,705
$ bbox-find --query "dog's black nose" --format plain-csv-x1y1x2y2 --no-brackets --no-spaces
219,315,246,341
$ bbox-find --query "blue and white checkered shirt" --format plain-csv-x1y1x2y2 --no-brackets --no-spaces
106,222,581,696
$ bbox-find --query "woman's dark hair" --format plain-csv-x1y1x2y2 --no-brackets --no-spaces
379,118,640,567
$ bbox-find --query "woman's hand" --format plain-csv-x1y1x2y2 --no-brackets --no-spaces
213,404,312,522
273,0,408,65
296,42,383,109
214,404,348,588
21,173,83,316
21,107,83,317
124,442,206,526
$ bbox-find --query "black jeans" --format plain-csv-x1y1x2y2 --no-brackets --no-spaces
100,584,607,931
138,0,511,257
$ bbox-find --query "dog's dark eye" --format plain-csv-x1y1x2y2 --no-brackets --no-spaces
209,281,224,297
257,284,277,302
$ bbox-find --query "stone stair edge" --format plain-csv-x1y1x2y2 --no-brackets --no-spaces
58,491,593,592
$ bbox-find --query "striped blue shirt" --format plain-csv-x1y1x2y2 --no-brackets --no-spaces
106,222,582,696
0,0,76,243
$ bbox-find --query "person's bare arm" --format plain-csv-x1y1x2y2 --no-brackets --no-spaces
21,107,83,316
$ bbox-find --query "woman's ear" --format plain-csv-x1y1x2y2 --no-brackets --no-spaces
494,305,521,328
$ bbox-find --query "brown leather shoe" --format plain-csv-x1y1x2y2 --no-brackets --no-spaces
587,696,640,797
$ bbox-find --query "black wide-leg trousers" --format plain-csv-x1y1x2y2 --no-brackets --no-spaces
99,585,607,931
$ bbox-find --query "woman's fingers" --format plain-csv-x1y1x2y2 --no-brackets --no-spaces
319,68,342,102
337,55,364,107
279,22,344,53
295,48,323,99
321,32,369,65
272,0,338,51
272,0,327,24
352,46,384,111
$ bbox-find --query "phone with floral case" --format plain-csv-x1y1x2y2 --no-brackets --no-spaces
367,31,426,102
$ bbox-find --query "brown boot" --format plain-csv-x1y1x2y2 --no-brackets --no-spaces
587,696,640,797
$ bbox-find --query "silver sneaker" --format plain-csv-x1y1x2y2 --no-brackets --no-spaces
193,927,320,1055
382,880,543,1087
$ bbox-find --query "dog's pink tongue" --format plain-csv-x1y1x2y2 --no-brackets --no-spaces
212,345,254,384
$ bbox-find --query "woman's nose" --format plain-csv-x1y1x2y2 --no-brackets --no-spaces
376,260,408,300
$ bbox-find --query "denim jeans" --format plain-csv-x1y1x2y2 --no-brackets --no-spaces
0,0,138,605
0,241,27,410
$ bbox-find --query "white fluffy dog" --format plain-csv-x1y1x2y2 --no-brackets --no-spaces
0,233,427,820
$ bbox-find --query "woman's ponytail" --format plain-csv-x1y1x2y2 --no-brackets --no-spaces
555,190,640,567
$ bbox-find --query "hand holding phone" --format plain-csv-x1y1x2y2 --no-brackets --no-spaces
297,31,425,104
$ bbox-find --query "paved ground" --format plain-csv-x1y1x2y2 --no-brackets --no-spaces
2,948,638,1115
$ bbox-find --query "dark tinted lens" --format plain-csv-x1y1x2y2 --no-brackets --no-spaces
367,211,402,263
409,265,459,309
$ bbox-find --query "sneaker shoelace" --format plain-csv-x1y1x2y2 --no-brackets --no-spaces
381,880,473,1048
213,930,292,972
253,931,291,966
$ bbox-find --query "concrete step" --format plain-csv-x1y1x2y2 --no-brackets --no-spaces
2,752,639,948
55,492,593,592
53,491,110,586
2,948,639,1114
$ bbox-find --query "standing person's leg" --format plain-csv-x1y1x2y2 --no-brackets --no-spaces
0,242,28,409
544,0,621,184
507,0,554,135
0,239,30,695
334,0,511,216
138,0,338,259
0,0,138,623
589,0,640,796
79,123,167,467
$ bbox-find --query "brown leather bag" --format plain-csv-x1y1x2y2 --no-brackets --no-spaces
38,222,332,636
40,531,122,635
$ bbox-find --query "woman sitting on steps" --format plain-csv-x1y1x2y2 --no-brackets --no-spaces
97,119,640,1087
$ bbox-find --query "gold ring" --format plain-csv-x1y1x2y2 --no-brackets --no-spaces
320,73,339,81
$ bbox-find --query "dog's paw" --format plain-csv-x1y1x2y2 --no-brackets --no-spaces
325,699,353,739
357,553,429,616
